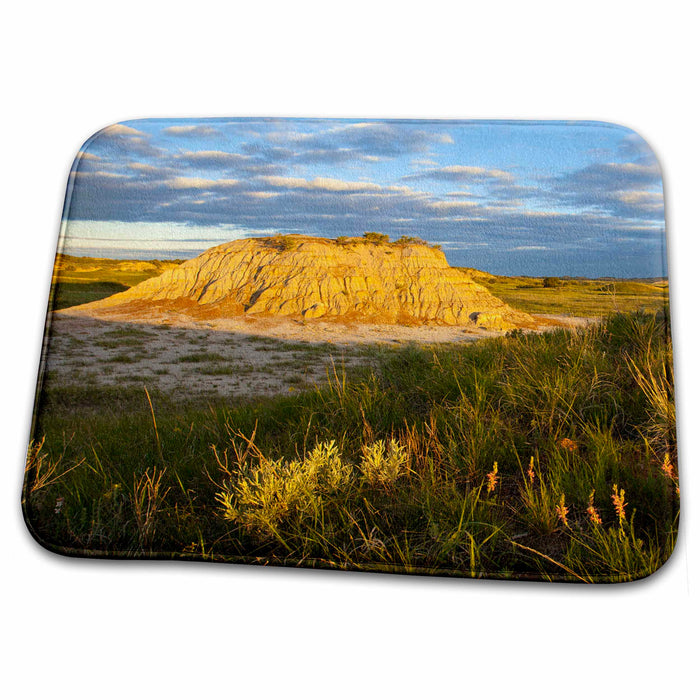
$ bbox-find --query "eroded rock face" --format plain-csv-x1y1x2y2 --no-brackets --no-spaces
66,236,533,330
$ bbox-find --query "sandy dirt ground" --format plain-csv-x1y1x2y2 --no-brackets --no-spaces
42,310,596,401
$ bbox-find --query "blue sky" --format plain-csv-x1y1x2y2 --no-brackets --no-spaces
61,119,666,277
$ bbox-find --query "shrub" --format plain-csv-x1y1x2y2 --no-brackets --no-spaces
359,439,408,487
395,235,426,246
215,440,351,539
543,277,560,288
269,234,297,251
363,231,390,244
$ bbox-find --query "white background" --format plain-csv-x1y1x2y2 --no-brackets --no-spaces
2,2,696,697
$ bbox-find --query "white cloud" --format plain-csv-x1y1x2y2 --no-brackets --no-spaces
245,191,280,199
385,185,422,195
615,190,664,206
440,166,488,176
607,162,661,177
427,201,478,211
312,177,381,192
101,123,146,137
60,220,250,254
77,151,100,161
75,170,129,179
511,245,550,251
405,165,514,182
261,176,382,192
162,125,220,136
176,150,247,164
166,177,239,190
128,162,161,173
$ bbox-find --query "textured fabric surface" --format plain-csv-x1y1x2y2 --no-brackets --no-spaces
23,119,677,581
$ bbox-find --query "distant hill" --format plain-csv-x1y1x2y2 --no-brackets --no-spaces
53,254,182,287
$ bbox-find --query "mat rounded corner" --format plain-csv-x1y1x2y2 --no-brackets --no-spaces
594,120,665,180
20,493,78,560
70,118,151,169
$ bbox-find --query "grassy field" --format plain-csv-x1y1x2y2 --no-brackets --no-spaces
25,309,677,581
459,268,668,317
50,254,182,309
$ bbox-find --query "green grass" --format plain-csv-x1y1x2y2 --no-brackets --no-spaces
53,254,181,286
177,352,228,363
196,364,235,376
106,353,147,364
100,327,158,339
459,269,668,317
49,254,182,310
24,311,677,581
52,281,129,310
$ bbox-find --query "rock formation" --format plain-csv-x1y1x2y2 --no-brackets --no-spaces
63,235,533,330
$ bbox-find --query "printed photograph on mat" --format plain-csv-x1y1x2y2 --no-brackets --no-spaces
24,119,677,582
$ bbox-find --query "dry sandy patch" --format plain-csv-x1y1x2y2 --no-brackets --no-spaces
43,310,596,401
